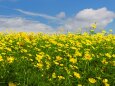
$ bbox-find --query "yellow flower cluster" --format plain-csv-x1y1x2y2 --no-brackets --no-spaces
0,32,114,86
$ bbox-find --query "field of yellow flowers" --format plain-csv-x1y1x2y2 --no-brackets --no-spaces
0,31,115,86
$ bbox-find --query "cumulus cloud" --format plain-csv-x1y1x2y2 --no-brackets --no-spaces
0,17,55,33
61,7,115,32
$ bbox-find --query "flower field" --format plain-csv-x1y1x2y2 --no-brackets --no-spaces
0,31,115,86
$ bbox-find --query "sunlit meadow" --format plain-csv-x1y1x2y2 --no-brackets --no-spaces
0,24,115,86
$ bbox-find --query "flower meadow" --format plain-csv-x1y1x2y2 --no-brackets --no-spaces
0,30,115,86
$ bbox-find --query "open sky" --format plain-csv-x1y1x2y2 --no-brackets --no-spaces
0,0,115,33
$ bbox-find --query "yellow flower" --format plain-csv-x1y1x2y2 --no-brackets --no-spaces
88,78,96,83
21,49,27,53
101,59,108,64
9,40,13,43
52,72,56,78
70,58,77,64
105,53,111,58
112,54,115,57
46,62,50,69
56,56,62,61
36,63,43,69
6,48,12,52
7,57,14,63
35,54,43,62
0,56,3,61
104,83,110,86
8,82,16,86
78,84,82,86
84,53,92,60
102,79,108,83
28,54,32,57
58,76,65,80
73,72,81,79
112,61,115,66
91,23,96,29
74,51,82,57
60,64,64,66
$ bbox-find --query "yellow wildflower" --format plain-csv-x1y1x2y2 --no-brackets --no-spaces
102,79,108,83
84,53,92,60
6,48,12,52
28,54,32,57
104,83,110,86
52,72,56,78
78,84,82,86
91,23,96,29
112,61,115,66
8,82,16,86
46,62,50,69
0,55,3,61
112,54,115,57
36,63,43,69
88,78,96,83
73,72,81,79
74,51,82,57
101,59,108,64
58,76,65,80
70,58,77,64
21,49,27,53
7,57,14,63
60,64,64,66
9,40,13,43
105,53,111,58
35,54,43,62
56,56,62,61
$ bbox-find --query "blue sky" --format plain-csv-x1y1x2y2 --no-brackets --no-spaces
0,0,115,33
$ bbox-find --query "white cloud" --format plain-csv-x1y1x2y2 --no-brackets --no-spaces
0,7,115,33
0,17,55,33
16,9,66,21
16,9,59,20
56,12,66,19
60,7,115,32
